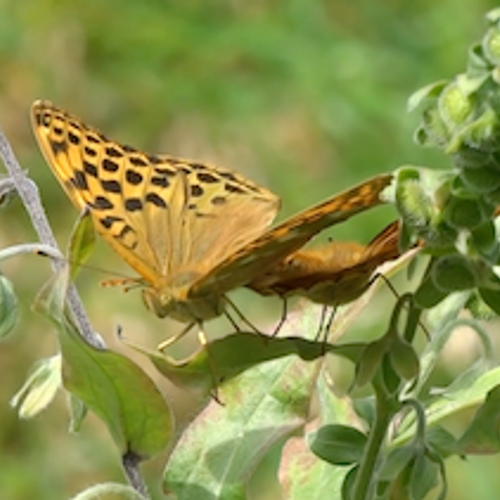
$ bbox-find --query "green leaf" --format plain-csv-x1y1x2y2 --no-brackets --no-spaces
456,385,500,454
379,445,415,481
133,330,344,395
10,355,62,418
67,209,96,278
407,81,448,112
0,274,18,338
308,424,367,466
162,339,321,500
409,452,439,500
58,318,173,459
279,433,346,500
395,367,500,446
68,482,148,500
414,274,448,309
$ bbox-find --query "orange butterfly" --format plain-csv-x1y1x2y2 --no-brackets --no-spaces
248,220,401,307
31,100,392,337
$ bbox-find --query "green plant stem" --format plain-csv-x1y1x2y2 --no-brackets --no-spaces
351,382,396,500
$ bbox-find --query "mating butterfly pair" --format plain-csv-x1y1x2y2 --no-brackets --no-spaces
31,100,399,338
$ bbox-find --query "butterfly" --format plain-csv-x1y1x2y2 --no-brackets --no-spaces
247,220,402,307
31,100,393,335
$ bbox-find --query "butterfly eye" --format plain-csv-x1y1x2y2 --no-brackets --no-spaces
142,289,169,318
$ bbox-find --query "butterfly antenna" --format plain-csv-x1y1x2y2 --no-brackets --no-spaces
35,248,137,284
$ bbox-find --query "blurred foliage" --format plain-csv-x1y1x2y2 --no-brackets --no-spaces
1,1,500,499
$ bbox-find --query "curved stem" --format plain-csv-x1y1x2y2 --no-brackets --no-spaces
351,379,397,500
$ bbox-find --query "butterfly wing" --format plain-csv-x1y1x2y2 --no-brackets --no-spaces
190,174,393,298
31,101,280,290
247,221,401,302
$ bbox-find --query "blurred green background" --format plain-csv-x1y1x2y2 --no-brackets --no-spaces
2,1,500,499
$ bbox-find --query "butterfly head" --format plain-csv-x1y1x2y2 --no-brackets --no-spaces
142,286,225,323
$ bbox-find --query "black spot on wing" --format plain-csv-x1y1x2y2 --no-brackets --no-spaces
125,198,142,212
151,176,170,188
225,183,244,194
73,170,88,190
126,170,143,185
83,161,98,177
146,193,167,208
68,131,80,145
99,215,123,229
84,146,97,157
197,172,219,183
101,179,121,193
92,196,114,210
105,146,123,158
102,158,119,172
86,134,100,144
130,156,148,167
50,140,67,154
211,196,226,205
191,185,204,197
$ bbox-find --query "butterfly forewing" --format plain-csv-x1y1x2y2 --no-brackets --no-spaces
191,174,393,298
31,101,280,292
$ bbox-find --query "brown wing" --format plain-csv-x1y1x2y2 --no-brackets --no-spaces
247,220,401,305
190,174,394,298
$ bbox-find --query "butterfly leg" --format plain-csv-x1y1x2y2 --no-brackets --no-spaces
197,326,224,405
225,296,262,335
157,322,196,351
271,297,288,337
314,306,338,354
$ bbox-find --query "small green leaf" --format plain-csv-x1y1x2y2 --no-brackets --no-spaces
10,355,62,418
68,209,96,278
479,286,500,316
438,82,474,128
389,339,420,381
431,254,477,292
443,195,486,230
308,425,367,466
0,274,18,338
483,27,500,66
460,165,500,193
68,482,148,500
379,445,415,481
354,339,388,387
414,274,448,309
409,452,440,500
407,81,448,112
